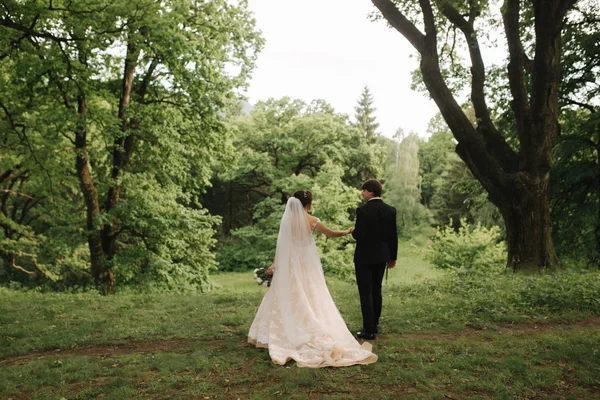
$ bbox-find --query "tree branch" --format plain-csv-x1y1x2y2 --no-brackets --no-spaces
375,0,512,199
0,169,14,183
529,0,578,154
143,99,185,107
371,0,426,52
0,100,25,131
419,0,437,51
503,0,531,145
562,98,597,113
19,197,41,224
137,59,159,102
0,100,49,176
16,253,60,281
437,0,517,170
11,255,34,275
0,189,34,199
0,17,83,42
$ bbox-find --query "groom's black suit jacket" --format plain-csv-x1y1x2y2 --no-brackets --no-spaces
352,199,398,265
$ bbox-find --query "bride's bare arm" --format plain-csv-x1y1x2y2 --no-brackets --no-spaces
314,219,353,238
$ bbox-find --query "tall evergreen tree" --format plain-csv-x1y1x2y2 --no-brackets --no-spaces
354,86,380,143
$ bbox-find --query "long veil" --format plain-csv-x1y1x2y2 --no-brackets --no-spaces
248,197,377,368
271,197,324,347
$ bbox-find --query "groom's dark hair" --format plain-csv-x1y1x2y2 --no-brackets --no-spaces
361,179,382,197
293,190,312,207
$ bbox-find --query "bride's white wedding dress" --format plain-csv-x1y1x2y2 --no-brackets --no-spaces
248,198,377,368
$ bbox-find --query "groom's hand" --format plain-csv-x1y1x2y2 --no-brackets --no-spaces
387,260,396,269
267,265,274,275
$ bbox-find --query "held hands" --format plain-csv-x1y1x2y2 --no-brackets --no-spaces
387,260,396,269
266,264,275,275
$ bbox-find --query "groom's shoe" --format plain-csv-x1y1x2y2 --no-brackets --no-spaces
356,331,376,340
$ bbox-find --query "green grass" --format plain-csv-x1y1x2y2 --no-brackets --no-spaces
2,229,599,399
2,265,600,399
390,228,444,285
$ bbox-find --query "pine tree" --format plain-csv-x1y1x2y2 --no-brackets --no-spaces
354,86,380,143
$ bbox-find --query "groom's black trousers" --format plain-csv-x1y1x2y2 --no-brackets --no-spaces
355,262,387,334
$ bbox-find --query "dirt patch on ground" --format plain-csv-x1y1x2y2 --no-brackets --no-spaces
0,338,201,367
394,316,600,340
2,317,600,367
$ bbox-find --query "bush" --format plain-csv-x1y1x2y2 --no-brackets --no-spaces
390,268,600,328
427,219,506,274
215,226,277,272
317,238,355,280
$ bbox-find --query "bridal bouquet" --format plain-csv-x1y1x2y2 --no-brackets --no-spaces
253,267,273,287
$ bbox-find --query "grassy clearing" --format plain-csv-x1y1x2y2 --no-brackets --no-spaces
2,231,599,399
390,228,444,285
2,265,600,399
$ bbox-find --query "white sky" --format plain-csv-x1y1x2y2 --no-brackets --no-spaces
243,0,440,139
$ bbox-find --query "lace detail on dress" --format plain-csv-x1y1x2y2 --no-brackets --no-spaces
311,218,321,232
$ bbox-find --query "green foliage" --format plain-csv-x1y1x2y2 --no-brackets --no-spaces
216,162,360,279
205,97,385,278
204,97,385,233
428,219,506,274
0,0,263,291
429,153,474,228
418,115,455,208
216,226,278,272
312,163,360,279
384,133,431,236
112,176,221,292
424,268,600,319
551,109,599,265
550,3,600,266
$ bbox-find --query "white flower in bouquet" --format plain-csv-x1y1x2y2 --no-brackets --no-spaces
253,267,272,287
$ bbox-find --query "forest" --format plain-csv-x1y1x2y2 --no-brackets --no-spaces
2,1,600,398
1,0,598,294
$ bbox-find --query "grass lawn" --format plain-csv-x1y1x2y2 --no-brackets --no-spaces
2,262,600,399
389,229,444,285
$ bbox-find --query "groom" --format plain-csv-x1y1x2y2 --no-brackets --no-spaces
351,179,398,340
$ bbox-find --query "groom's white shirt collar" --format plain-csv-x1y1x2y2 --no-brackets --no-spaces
368,197,381,201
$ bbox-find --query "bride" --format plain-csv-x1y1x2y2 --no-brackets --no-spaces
248,190,377,368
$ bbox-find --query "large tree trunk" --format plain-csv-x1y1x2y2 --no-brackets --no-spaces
596,137,600,265
101,59,136,264
74,96,114,294
500,175,558,269
100,34,151,264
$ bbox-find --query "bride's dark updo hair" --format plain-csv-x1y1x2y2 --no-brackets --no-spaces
293,190,312,208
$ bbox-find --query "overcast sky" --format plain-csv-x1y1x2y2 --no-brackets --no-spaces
243,0,440,139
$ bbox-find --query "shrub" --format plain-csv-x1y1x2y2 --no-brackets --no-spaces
390,268,600,327
215,226,277,272
428,219,506,274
